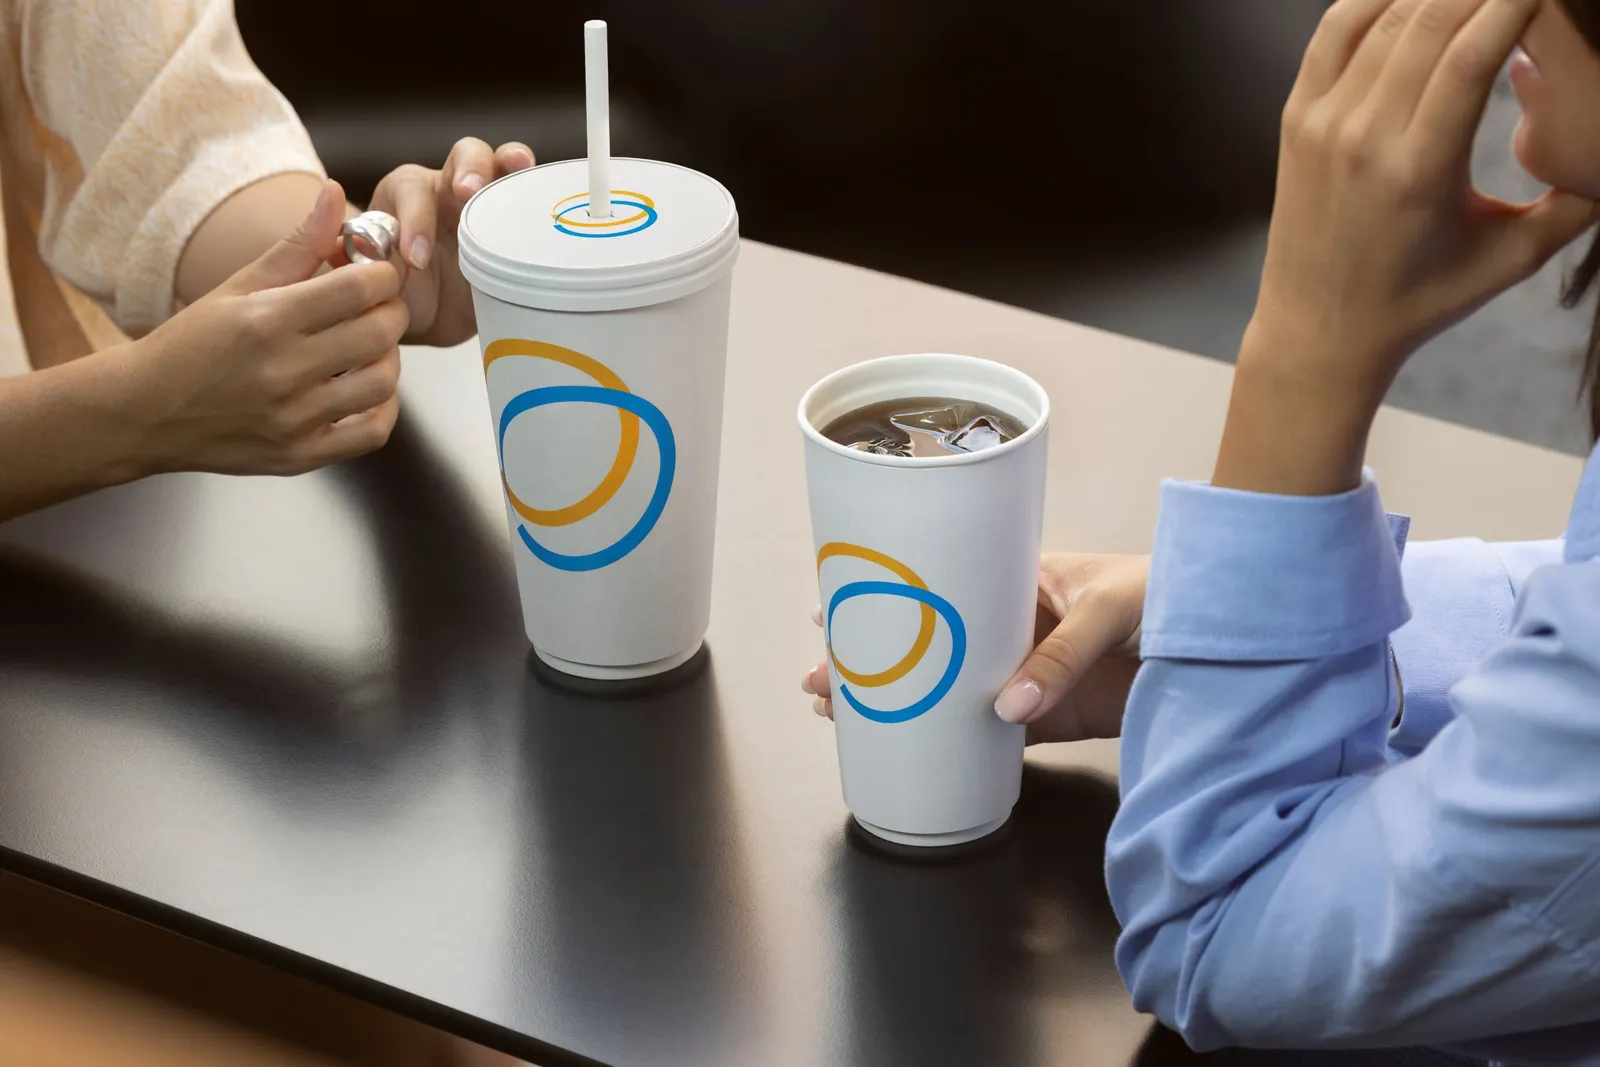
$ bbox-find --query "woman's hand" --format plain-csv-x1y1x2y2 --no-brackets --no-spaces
131,180,407,476
366,138,536,348
1218,0,1599,496
803,554,1147,745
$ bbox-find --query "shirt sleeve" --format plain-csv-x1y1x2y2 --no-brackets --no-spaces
1107,476,1600,1057
1388,537,1564,758
20,0,324,334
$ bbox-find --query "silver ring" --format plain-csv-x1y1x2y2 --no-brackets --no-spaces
340,210,399,265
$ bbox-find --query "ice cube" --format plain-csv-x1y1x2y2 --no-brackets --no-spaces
944,416,1008,454
890,407,968,456
848,436,912,457
890,406,965,436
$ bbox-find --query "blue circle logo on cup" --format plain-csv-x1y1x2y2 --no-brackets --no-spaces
485,339,674,573
551,190,659,238
817,543,966,724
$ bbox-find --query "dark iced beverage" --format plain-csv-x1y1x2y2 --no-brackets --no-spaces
820,397,1029,458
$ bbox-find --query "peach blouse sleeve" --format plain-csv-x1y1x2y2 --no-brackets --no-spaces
17,0,323,333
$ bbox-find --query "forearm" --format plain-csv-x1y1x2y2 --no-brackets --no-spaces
0,347,156,520
1212,319,1392,497
174,172,335,304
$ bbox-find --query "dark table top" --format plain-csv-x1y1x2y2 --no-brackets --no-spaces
0,246,1161,1067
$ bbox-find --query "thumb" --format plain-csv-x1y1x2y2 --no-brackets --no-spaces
994,607,1120,726
225,179,346,294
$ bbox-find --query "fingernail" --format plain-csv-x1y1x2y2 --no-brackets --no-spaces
409,235,432,270
811,604,823,626
801,671,816,696
994,679,1044,724
460,173,485,194
812,697,828,717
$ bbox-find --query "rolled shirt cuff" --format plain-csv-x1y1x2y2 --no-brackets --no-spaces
1142,473,1411,662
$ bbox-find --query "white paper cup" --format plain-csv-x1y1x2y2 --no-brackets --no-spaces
799,355,1050,846
459,159,738,679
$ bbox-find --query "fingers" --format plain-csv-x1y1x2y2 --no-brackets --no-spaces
801,659,832,700
1416,0,1542,151
301,297,410,379
1291,0,1406,105
802,605,834,718
442,137,496,201
299,345,402,427
1368,0,1485,119
290,393,401,472
1326,0,1424,112
271,260,401,335
800,660,833,721
493,141,536,179
994,589,1127,726
378,164,439,271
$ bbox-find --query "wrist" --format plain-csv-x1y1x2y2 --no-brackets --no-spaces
0,347,161,521
105,338,177,479
1213,323,1388,497
1237,313,1399,401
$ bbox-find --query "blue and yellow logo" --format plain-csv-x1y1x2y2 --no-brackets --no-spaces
818,543,966,724
487,339,674,572
551,190,658,238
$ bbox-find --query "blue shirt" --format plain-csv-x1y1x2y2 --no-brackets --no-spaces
1106,445,1600,1065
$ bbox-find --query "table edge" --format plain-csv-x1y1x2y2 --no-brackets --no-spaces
0,845,610,1067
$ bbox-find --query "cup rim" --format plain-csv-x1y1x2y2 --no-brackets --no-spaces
796,353,1051,469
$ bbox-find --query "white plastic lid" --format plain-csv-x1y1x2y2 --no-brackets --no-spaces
457,157,739,312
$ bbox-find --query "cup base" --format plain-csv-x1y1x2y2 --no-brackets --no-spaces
533,643,702,681
527,642,710,700
852,814,1010,849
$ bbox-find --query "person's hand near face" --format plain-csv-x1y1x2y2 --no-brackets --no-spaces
1216,0,1600,498
804,553,1147,744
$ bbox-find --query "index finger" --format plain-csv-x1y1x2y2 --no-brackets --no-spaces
1415,0,1541,152
1290,0,1406,106
272,260,401,334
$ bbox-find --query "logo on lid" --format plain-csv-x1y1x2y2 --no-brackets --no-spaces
487,339,675,572
550,190,659,238
817,543,966,724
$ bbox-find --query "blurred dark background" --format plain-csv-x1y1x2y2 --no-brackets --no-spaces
238,0,1597,455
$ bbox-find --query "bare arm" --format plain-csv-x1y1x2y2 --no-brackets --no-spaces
0,346,155,520
174,172,331,305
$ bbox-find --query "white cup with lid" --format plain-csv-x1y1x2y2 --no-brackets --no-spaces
457,155,738,679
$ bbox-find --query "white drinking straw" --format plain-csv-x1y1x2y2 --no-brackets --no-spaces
585,20,612,220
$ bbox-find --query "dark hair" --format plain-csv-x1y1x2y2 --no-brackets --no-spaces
1560,0,1600,438
1567,236,1600,439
